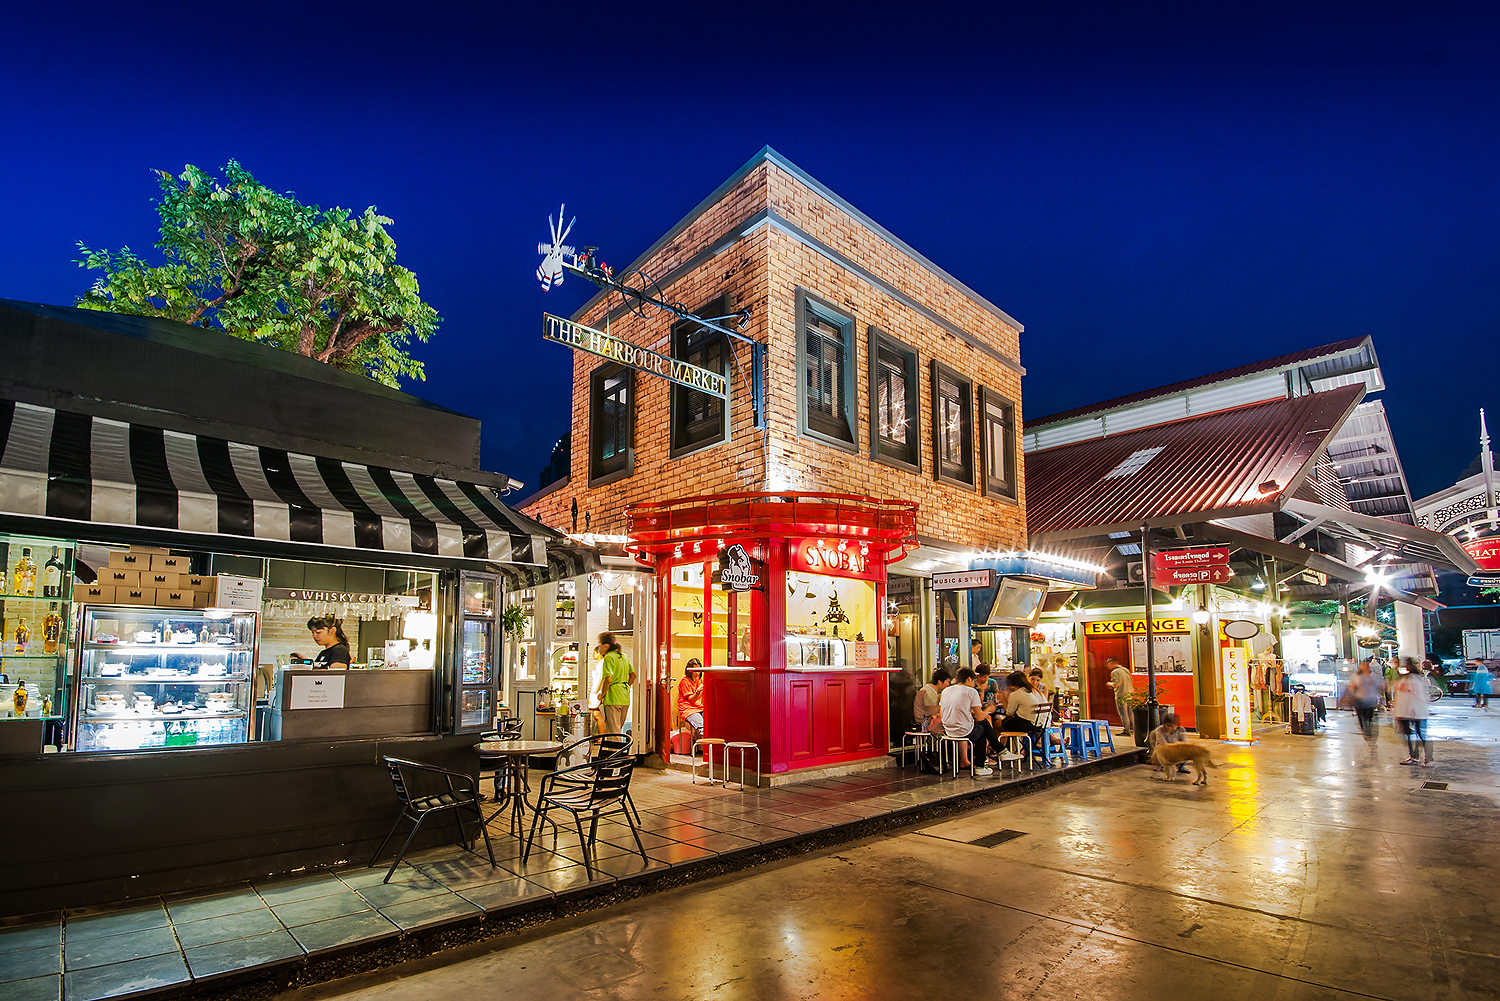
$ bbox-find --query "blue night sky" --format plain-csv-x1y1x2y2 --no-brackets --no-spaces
5,3,1497,501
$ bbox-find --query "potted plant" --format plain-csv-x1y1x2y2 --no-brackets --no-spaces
535,686,557,713
1123,688,1174,747
500,603,527,642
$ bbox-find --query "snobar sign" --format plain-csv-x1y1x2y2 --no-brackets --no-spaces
543,314,727,398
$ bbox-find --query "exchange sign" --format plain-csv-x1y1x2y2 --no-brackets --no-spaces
1221,647,1252,741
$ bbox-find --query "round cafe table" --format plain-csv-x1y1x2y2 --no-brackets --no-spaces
475,740,563,836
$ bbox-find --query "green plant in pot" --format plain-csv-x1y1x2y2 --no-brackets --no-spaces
500,603,527,641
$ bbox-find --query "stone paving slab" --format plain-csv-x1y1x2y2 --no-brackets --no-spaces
0,741,1144,1001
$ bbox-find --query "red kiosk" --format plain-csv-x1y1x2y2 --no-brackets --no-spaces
626,492,918,780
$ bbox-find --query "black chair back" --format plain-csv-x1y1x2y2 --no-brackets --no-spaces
382,757,419,808
585,756,635,809
592,732,632,759
498,717,524,739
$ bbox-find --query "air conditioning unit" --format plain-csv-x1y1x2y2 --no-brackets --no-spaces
1127,562,1146,585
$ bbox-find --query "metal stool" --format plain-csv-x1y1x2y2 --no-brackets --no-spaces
902,728,939,770
1085,720,1116,754
996,732,1029,775
938,734,974,777
725,741,760,790
691,737,726,785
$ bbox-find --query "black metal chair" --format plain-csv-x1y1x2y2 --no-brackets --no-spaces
369,756,497,884
522,755,647,879
556,731,640,823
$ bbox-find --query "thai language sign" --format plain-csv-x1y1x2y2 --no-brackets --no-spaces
543,313,727,398
1152,547,1230,571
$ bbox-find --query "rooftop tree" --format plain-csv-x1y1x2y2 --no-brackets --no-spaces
76,161,438,387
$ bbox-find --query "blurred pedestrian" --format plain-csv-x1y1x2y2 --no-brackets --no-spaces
1107,657,1134,735
1470,660,1492,710
1348,659,1384,756
1392,661,1433,767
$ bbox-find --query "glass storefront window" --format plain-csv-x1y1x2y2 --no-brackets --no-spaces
462,619,491,684
459,688,491,729
463,579,494,617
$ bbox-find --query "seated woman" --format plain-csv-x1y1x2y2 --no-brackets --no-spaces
997,671,1063,747
678,659,706,740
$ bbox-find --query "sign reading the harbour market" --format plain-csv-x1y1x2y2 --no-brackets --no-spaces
543,313,727,399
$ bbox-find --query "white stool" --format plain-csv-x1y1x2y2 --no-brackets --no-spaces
902,729,939,770
691,737,725,785
725,741,760,790
938,734,974,777
996,733,1029,776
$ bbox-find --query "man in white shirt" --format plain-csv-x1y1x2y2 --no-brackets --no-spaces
939,667,1000,776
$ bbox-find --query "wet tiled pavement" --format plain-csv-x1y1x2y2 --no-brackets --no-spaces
0,741,1139,1001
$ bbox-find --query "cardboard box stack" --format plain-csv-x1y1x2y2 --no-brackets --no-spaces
72,547,227,608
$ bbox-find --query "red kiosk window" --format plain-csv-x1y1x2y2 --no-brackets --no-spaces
665,558,766,673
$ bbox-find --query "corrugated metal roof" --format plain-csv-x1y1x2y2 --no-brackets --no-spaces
1026,337,1370,428
1026,385,1366,540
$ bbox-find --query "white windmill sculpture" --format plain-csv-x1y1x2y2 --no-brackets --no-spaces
536,204,578,291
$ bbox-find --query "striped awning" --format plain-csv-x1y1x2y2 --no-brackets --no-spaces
0,399,560,571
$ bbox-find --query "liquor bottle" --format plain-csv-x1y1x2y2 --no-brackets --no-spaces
41,693,52,716
43,603,62,654
14,617,29,654
12,682,26,715
42,547,63,598
13,548,36,597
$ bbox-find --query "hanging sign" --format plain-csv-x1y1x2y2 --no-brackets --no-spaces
1222,619,1261,640
1153,547,1230,571
543,313,727,398
1221,647,1252,740
716,544,764,592
931,569,996,591
1153,565,1235,586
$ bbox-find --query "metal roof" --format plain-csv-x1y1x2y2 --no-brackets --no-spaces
1026,384,1366,540
1026,336,1372,429
1280,498,1481,575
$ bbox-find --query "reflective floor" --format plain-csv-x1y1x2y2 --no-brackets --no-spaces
281,708,1500,1001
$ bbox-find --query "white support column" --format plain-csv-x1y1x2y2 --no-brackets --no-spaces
1395,600,1425,663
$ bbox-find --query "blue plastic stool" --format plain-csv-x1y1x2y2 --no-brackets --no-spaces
1030,727,1067,767
1085,720,1116,754
1058,720,1098,760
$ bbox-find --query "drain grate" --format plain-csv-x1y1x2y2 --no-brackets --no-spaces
1422,782,1449,790
968,829,1028,848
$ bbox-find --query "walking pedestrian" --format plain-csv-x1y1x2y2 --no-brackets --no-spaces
1469,660,1491,709
1392,661,1433,767
1107,657,1134,735
1347,659,1384,756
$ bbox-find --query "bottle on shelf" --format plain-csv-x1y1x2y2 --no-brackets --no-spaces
42,547,64,598
13,548,36,597
14,617,29,654
13,681,27,715
42,603,62,654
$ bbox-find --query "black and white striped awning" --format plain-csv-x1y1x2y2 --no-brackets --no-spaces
0,400,564,572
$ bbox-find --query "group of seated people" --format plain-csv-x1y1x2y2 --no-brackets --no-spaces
912,665,1061,776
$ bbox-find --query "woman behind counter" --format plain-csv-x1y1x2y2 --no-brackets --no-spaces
307,616,351,670
595,632,635,735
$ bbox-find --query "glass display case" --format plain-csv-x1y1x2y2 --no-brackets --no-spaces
455,573,498,731
1,536,75,747
72,606,258,752
784,572,879,671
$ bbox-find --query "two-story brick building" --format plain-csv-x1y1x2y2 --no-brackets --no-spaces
522,148,1092,781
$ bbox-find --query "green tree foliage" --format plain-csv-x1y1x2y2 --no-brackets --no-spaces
76,162,438,387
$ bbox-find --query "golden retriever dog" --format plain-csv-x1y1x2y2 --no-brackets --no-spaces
1149,742,1219,785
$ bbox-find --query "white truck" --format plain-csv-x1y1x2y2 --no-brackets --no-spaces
1462,628,1500,661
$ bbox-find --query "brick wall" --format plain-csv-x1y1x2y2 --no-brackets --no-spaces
524,153,1026,552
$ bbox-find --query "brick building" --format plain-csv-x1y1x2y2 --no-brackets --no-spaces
520,148,1086,779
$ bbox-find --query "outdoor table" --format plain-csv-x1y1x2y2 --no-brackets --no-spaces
475,740,563,836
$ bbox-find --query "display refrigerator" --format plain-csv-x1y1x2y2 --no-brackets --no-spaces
456,573,498,732
71,605,259,752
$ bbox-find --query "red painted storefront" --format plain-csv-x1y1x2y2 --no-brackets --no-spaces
626,493,917,778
